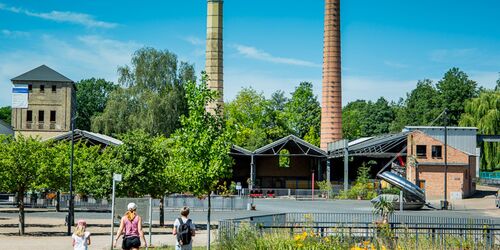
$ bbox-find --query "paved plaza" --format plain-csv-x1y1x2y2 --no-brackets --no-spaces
0,186,498,249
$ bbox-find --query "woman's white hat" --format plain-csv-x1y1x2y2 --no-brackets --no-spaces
127,202,137,210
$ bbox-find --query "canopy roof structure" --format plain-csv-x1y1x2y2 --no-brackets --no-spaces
329,131,409,158
231,134,327,158
44,129,122,147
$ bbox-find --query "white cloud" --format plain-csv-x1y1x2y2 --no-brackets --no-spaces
0,35,142,106
0,3,117,28
184,36,204,46
429,48,477,62
383,60,408,69
182,36,206,57
233,44,321,68
1,29,30,38
224,69,418,106
468,71,499,89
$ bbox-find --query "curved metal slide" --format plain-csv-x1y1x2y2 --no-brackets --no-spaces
377,171,426,203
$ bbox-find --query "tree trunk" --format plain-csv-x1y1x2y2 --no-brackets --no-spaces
18,191,25,236
207,193,211,250
159,197,164,226
56,191,60,212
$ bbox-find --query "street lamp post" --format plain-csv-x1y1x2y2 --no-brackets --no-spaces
67,112,75,235
110,173,122,250
443,109,449,210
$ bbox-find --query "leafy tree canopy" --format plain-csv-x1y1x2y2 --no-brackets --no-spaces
436,67,479,125
92,47,195,137
460,90,500,171
0,106,11,124
76,78,118,131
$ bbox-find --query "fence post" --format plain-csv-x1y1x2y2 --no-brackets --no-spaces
415,224,418,250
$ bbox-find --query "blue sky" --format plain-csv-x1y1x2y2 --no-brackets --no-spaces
1,0,499,107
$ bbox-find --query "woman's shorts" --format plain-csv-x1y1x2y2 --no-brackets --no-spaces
122,236,141,249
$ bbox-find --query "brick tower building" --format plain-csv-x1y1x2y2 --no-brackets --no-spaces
320,0,342,150
205,0,224,111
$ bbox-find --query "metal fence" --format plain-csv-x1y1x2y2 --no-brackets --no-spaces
163,195,248,211
219,212,500,248
241,186,345,199
18,194,248,211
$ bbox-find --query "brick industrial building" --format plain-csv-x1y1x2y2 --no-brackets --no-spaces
10,65,74,140
404,127,478,200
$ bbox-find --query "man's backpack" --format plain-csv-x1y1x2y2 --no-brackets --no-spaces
176,218,192,245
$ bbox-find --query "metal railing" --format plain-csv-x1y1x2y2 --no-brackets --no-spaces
241,186,344,198
219,212,500,248
480,172,500,180
164,195,248,211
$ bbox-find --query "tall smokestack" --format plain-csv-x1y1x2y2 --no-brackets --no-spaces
206,0,223,111
320,0,342,150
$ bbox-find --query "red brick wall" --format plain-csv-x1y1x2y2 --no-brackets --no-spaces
417,165,465,200
406,131,475,200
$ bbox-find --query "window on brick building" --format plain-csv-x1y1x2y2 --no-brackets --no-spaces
416,145,426,157
28,84,32,92
26,110,32,122
52,85,57,93
38,110,44,122
431,145,442,158
418,180,425,190
40,85,45,93
50,111,56,122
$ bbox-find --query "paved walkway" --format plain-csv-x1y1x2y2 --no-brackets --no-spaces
0,232,213,250
1,185,498,249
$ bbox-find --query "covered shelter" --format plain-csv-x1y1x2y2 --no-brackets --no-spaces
44,129,123,147
230,135,327,190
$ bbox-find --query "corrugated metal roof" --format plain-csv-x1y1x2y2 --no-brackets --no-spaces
231,145,252,155
44,129,122,146
253,134,327,156
403,126,477,155
11,65,73,82
0,119,13,135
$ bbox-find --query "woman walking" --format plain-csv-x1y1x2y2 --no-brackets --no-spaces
113,203,148,250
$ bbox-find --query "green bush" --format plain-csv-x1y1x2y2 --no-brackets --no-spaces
381,187,400,195
336,162,377,200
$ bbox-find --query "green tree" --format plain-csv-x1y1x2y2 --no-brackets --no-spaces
0,135,48,235
460,90,500,171
168,77,235,249
283,82,321,139
392,80,441,130
436,68,479,125
0,106,11,124
342,100,369,139
265,90,290,141
76,78,118,131
109,130,173,226
362,97,396,136
303,126,320,146
92,47,195,137
225,88,269,150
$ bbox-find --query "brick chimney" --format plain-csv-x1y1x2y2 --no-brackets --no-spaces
320,0,342,150
206,0,224,112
